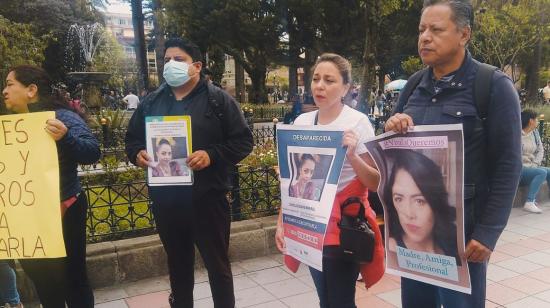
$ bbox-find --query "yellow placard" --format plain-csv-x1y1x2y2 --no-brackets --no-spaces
0,112,65,259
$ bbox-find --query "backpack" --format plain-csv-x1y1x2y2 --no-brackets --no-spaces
399,62,497,120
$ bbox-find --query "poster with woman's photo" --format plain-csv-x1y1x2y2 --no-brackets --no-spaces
364,124,471,294
277,124,347,271
145,116,193,186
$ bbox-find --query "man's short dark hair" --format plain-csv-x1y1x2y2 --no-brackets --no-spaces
422,0,473,30
164,38,202,62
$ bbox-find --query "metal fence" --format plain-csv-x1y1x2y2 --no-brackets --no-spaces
83,165,280,243
83,125,280,243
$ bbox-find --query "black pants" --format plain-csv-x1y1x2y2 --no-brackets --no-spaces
20,193,94,308
309,257,360,308
150,187,234,308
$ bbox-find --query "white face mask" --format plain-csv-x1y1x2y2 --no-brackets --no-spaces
163,60,191,87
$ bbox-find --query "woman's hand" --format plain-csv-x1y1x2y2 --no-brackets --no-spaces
275,224,286,254
343,129,359,158
384,113,414,134
45,119,68,141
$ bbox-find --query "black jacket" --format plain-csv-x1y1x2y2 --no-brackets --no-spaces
125,79,253,199
394,51,522,250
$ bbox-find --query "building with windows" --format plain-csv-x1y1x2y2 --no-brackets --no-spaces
102,0,158,85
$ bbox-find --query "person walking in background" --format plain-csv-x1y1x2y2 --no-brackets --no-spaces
2,65,100,308
125,37,253,308
385,0,521,307
0,261,23,308
519,109,550,213
123,90,140,110
375,89,386,116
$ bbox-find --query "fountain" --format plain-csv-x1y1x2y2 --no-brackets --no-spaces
65,23,111,109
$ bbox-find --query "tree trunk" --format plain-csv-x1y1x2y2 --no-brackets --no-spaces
526,6,544,102
131,0,149,92
360,0,379,104
235,58,245,103
248,68,268,104
288,24,298,98
303,48,316,95
151,0,165,85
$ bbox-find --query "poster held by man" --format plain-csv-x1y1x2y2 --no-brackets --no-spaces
365,124,471,294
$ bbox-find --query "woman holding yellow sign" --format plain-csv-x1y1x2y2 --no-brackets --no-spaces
2,65,100,308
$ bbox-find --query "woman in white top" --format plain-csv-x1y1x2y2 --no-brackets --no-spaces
275,53,385,308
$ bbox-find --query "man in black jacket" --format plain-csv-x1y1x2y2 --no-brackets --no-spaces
385,1,521,307
125,38,253,308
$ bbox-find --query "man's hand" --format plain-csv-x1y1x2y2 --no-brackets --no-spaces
187,150,211,171
136,150,152,168
45,119,68,141
384,113,414,133
465,239,492,263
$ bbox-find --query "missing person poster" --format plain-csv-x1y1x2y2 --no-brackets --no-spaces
146,116,193,186
365,124,471,294
277,124,347,271
0,112,66,259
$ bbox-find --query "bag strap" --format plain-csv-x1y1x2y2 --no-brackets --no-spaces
474,62,497,120
341,196,366,220
400,68,428,107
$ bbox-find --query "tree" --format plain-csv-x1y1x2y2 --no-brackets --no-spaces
401,56,424,76
360,0,418,101
92,32,127,89
150,0,166,84
0,16,51,111
131,0,150,92
0,0,103,82
163,0,285,103
470,1,543,83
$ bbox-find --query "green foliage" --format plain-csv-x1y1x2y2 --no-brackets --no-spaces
89,109,129,129
471,0,549,82
92,32,127,89
0,0,103,82
0,16,51,91
241,141,278,168
401,56,425,76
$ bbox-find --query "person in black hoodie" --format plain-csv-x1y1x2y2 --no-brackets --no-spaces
125,38,253,308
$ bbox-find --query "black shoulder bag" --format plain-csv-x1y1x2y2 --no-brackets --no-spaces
338,196,375,263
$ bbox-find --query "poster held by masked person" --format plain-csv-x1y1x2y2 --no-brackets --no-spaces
364,124,471,294
277,124,347,271
145,116,193,186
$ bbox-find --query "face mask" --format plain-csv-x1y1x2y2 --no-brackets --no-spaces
163,60,192,87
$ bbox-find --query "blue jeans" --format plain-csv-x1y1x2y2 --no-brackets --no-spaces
519,166,550,202
401,261,487,308
309,257,360,308
0,261,21,305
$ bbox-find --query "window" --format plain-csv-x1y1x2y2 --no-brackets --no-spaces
119,19,126,25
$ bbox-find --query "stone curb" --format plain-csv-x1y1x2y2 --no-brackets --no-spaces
18,215,278,302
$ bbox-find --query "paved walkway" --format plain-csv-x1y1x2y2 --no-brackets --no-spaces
89,203,550,307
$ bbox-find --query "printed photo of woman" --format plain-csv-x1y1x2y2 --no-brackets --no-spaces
289,153,322,201
382,149,459,263
151,138,185,177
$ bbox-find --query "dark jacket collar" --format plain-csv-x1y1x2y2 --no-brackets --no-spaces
418,50,474,92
